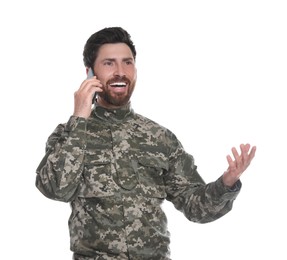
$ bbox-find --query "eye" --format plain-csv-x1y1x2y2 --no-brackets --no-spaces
104,61,113,66
125,59,134,65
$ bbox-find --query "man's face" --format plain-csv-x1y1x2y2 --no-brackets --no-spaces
93,43,137,108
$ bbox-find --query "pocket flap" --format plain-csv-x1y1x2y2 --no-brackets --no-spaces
137,155,169,172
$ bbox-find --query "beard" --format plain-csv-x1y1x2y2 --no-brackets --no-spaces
98,76,136,107
99,83,135,107
99,90,133,107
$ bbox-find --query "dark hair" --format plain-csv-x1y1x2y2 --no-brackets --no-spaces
83,27,136,68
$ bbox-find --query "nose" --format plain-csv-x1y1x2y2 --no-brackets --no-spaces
113,63,125,77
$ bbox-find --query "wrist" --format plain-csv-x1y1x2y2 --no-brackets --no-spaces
222,171,237,188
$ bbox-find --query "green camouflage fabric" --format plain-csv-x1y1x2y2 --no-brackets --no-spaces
36,102,241,260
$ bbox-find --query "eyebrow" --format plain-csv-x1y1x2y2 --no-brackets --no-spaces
102,57,134,62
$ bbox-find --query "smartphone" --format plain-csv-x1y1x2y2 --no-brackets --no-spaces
87,68,97,103
87,67,94,79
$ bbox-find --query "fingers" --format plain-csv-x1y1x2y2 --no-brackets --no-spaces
231,147,240,164
226,154,235,168
224,144,256,187
73,77,103,118
240,144,248,164
74,77,103,103
249,146,257,161
240,144,256,165
227,143,256,171
79,77,103,96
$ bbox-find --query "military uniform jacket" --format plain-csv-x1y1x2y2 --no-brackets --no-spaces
36,103,241,260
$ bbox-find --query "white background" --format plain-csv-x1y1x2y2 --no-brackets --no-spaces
1,1,286,259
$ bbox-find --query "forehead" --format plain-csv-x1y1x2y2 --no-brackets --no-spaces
97,43,134,60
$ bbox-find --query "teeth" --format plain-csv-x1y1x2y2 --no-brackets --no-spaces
110,82,126,86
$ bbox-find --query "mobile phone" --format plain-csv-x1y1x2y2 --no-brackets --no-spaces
87,68,97,103
87,67,94,79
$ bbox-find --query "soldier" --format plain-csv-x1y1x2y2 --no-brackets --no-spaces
36,27,256,260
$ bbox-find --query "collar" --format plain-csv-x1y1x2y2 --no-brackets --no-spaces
92,101,134,122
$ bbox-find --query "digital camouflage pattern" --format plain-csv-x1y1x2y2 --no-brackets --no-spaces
36,102,241,260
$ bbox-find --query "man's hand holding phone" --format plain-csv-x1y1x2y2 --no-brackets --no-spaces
73,68,103,119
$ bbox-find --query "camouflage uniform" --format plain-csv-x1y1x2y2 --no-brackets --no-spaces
36,102,241,260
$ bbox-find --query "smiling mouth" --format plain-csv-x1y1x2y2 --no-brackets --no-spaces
109,82,127,87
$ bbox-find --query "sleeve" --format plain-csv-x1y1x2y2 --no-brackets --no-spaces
164,132,241,224
35,116,87,202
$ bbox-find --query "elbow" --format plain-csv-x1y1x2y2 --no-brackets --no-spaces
35,175,78,202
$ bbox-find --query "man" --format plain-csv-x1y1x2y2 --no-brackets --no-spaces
36,27,256,260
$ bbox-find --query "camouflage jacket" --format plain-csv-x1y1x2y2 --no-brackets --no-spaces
36,102,241,260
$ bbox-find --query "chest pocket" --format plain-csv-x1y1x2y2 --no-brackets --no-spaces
79,149,117,198
136,154,168,199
